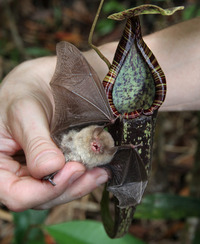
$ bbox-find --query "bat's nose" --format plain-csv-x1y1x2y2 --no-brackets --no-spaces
91,141,101,153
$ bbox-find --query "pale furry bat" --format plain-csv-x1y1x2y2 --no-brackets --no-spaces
44,41,147,208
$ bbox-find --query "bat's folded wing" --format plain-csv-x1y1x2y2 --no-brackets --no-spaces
105,148,148,208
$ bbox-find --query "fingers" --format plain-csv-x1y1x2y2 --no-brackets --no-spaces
0,161,86,211
0,157,108,211
0,153,29,176
35,166,108,209
7,96,65,179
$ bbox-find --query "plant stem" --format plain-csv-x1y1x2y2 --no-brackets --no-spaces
3,0,28,60
88,0,111,69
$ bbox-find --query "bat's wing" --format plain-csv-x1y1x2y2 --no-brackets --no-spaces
50,41,114,141
104,148,148,208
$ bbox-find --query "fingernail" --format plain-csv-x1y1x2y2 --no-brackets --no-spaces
34,151,58,165
69,171,85,185
96,171,108,186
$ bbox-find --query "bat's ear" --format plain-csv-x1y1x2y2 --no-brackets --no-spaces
93,126,104,138
108,146,118,156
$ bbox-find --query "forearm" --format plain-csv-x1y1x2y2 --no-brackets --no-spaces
4,17,198,113
144,17,200,111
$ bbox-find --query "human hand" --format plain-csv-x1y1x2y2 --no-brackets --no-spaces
0,57,108,211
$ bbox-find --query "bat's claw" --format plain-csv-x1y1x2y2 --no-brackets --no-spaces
47,177,56,186
43,171,58,186
130,143,143,149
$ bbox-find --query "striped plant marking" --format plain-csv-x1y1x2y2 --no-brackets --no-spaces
103,16,166,118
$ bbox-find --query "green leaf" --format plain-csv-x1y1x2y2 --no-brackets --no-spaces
12,209,48,244
135,193,200,219
108,4,184,20
45,220,147,244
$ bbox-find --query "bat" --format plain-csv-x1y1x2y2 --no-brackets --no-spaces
45,40,148,211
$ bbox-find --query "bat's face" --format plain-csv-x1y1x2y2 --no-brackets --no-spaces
74,125,116,168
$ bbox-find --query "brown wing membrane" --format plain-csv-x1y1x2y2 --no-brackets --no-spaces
104,148,148,208
50,41,114,140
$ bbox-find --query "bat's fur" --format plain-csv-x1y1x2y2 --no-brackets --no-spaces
60,125,116,168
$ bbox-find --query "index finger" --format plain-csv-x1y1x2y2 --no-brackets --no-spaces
0,161,86,211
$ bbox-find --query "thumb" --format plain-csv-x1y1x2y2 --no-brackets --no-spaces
7,97,65,179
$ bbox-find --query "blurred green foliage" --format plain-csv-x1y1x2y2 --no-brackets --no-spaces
44,220,146,244
12,193,200,243
13,210,48,244
135,194,200,219
183,3,200,20
25,47,52,57
96,0,126,36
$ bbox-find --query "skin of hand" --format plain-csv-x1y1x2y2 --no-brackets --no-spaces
0,17,199,211
0,57,108,211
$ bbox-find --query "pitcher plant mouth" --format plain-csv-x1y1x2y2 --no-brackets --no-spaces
103,16,166,120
